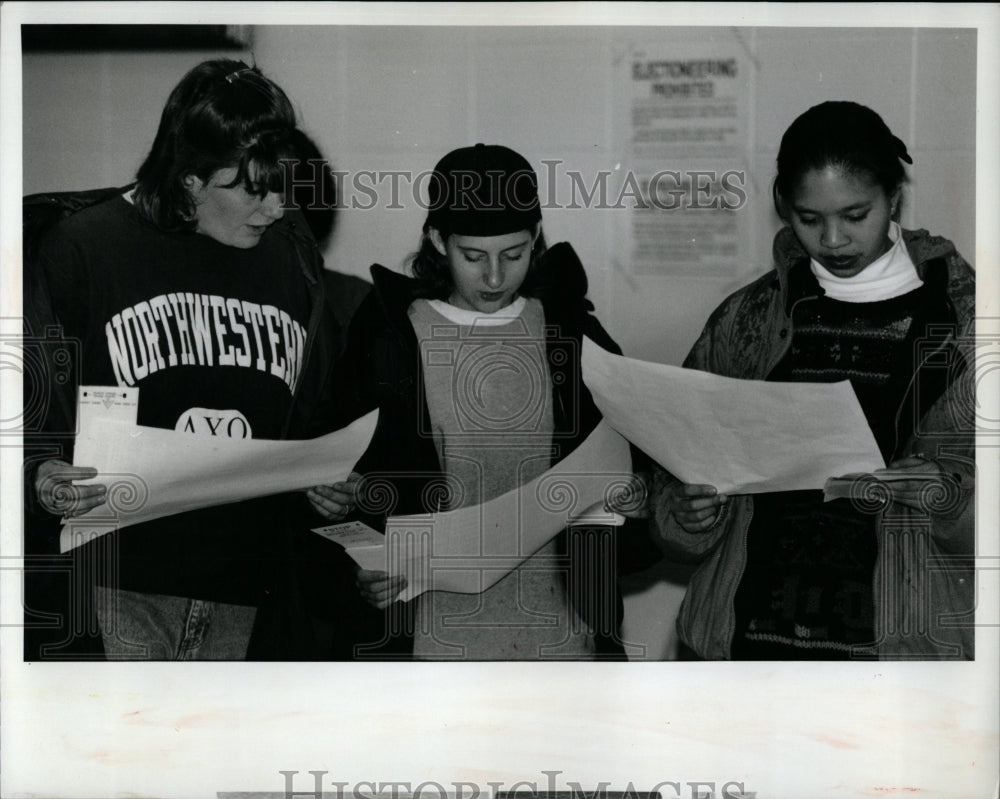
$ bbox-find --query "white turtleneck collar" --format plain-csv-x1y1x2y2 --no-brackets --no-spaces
425,295,527,326
809,222,923,302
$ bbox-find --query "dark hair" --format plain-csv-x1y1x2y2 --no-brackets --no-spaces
133,59,297,231
773,100,913,218
410,143,547,299
424,144,542,238
409,227,548,300
288,128,338,247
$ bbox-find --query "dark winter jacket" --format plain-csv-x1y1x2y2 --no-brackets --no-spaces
251,242,634,659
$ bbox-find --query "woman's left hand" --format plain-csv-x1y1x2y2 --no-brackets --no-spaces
306,471,361,521
356,569,407,610
870,456,947,511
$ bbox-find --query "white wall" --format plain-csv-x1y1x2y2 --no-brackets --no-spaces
23,27,977,368
21,26,977,659
22,49,253,195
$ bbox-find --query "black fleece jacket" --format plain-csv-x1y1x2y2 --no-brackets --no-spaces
250,242,633,659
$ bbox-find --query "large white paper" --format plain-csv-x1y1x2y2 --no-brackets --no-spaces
60,410,379,552
348,420,632,601
581,337,885,494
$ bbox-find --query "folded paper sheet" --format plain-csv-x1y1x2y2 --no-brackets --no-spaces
581,337,885,495
311,521,387,572
60,409,379,553
335,420,631,602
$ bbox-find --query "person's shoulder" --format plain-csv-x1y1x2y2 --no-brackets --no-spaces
901,228,963,265
323,270,372,312
50,195,140,252
350,264,417,327
367,262,419,298
770,224,807,268
903,228,973,273
537,241,588,297
902,227,975,296
529,241,593,327
30,192,135,267
690,267,782,348
266,209,324,265
271,207,316,241
720,266,781,309
25,185,127,216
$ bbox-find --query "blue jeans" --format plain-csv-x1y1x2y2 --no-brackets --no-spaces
94,586,256,660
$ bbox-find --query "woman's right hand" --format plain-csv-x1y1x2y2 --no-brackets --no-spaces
34,459,107,518
664,482,727,533
306,472,361,521
355,569,407,610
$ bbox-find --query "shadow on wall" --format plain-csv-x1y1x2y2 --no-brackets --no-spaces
289,128,338,250
290,129,372,352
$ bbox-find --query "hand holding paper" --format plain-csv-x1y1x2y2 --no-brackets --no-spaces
34,460,106,518
312,420,633,602
581,337,885,495
823,456,954,511
355,570,408,610
659,481,729,533
38,387,139,519
311,522,408,608
62,389,379,552
307,472,362,522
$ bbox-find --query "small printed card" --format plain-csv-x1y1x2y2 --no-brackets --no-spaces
78,385,139,426
311,521,387,571
311,520,385,548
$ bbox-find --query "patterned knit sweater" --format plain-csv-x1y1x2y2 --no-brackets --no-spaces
732,282,952,658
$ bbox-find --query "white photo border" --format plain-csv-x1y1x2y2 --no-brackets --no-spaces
2,3,998,798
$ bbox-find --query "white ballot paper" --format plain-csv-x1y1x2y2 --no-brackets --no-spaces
581,337,885,495
61,406,379,553
335,420,632,602
311,521,388,572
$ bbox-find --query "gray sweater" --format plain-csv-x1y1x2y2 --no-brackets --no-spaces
407,297,593,660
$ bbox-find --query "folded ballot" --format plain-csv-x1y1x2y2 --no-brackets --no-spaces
312,520,387,571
